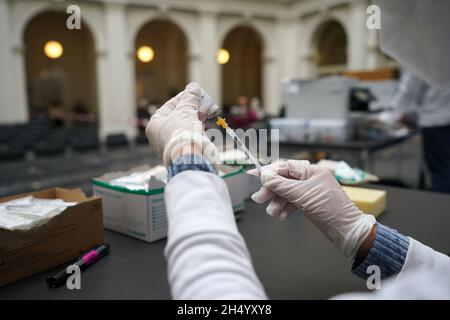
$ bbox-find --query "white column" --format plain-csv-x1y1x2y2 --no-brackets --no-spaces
365,29,381,69
263,53,280,116
298,17,316,78
198,10,220,102
275,16,302,114
95,49,109,135
99,3,136,139
277,17,300,80
0,0,28,123
347,1,367,71
188,52,202,85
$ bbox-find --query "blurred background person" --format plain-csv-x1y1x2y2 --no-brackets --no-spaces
137,98,150,133
250,97,265,120
389,71,450,193
48,100,65,128
230,95,258,129
72,99,90,127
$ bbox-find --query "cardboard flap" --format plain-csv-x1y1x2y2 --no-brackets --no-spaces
55,188,88,202
0,188,94,205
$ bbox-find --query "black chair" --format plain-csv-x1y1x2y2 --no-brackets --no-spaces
0,143,26,161
34,138,66,156
105,133,129,148
14,124,49,149
0,125,18,143
71,131,100,151
135,132,148,145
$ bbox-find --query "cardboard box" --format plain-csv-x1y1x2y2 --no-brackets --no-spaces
221,165,246,211
0,188,104,287
246,166,262,199
224,163,261,200
92,165,246,243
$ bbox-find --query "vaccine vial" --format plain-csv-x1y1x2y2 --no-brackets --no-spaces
198,89,220,121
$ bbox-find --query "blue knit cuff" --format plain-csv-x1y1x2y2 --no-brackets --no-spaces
168,154,216,180
352,223,410,280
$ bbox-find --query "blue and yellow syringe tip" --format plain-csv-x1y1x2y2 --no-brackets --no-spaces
216,116,228,129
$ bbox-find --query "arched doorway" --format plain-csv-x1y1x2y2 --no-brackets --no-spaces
23,11,98,126
134,19,188,107
221,26,263,109
313,20,348,76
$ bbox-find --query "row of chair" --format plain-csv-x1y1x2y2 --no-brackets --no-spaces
0,124,148,161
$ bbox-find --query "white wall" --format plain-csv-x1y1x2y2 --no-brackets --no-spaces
0,0,27,123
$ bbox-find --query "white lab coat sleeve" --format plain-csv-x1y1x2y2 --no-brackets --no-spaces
398,238,450,280
389,72,427,113
333,238,450,299
164,170,268,300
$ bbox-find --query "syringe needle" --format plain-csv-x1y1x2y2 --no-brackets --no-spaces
216,117,262,172
226,128,262,172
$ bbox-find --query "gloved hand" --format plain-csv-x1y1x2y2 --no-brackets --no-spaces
249,160,377,259
146,82,220,166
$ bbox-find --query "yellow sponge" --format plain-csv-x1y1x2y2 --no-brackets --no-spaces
342,186,386,217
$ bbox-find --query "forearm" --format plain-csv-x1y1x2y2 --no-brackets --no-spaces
390,72,426,112
164,154,267,299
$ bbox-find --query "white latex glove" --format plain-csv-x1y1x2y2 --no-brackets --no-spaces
249,160,377,259
146,82,220,166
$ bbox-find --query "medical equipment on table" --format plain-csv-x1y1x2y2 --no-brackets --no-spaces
216,116,262,172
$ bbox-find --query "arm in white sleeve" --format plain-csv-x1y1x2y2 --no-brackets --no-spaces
390,71,428,112
397,238,450,281
164,169,267,300
334,232,450,299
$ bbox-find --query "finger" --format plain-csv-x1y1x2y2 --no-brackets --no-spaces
302,164,327,180
260,169,283,185
263,161,288,173
247,168,259,176
266,195,287,217
176,82,201,111
285,160,310,180
247,161,288,177
250,186,274,204
261,170,304,203
279,203,296,221
155,91,184,117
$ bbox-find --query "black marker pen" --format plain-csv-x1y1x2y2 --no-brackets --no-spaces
46,243,110,288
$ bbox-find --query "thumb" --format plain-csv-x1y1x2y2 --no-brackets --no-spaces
246,168,260,177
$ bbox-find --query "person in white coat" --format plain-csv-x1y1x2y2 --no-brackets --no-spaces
144,0,450,299
146,82,450,299
389,71,450,193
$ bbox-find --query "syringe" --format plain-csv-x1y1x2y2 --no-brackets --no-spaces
216,116,262,172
